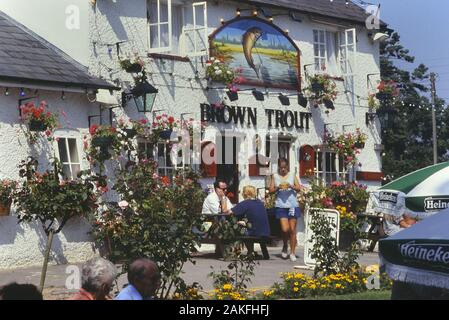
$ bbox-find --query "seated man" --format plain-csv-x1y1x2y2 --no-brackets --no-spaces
226,185,271,256
202,180,233,215
383,213,417,236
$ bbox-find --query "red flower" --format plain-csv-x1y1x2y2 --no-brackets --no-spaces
168,116,175,124
89,124,99,135
45,130,51,137
139,119,148,125
161,176,170,186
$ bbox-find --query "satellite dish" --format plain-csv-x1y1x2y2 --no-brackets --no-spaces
372,32,389,42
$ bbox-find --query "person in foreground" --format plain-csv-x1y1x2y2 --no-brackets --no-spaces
115,258,161,300
68,257,117,300
0,283,43,300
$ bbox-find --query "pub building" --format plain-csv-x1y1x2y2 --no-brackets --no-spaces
0,0,387,268
90,0,385,244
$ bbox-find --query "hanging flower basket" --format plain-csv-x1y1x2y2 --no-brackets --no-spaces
92,136,114,148
354,142,365,149
29,119,48,132
159,129,173,140
375,80,400,102
0,201,11,216
304,74,338,109
119,56,145,74
123,128,138,139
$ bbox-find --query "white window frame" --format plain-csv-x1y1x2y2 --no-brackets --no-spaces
313,29,327,72
182,2,208,56
339,28,357,105
315,150,352,184
54,130,83,180
147,0,173,53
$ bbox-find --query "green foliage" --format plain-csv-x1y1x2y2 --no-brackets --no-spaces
90,159,206,299
308,209,363,277
324,129,368,167
304,73,338,106
270,270,392,299
379,29,449,181
0,179,18,206
13,157,98,235
207,216,258,298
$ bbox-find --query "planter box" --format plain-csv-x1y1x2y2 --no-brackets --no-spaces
92,136,114,148
159,129,173,140
29,119,47,132
0,202,11,216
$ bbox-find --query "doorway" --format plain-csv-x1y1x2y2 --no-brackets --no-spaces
216,135,240,204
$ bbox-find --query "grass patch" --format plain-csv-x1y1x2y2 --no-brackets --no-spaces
305,290,391,300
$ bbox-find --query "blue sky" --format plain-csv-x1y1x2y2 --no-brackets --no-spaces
373,0,449,102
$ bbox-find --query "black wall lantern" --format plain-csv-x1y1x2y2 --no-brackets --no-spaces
278,94,290,106
366,112,377,126
376,106,396,130
122,72,158,113
298,93,308,108
252,89,265,101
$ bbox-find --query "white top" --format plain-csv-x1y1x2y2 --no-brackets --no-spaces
202,192,233,215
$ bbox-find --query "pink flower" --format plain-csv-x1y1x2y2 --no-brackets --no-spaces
118,200,129,209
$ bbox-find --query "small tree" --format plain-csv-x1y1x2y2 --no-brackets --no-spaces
13,157,98,292
91,160,206,299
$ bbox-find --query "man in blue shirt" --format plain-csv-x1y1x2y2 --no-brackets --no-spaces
115,258,161,300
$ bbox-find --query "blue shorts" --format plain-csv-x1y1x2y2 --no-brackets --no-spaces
275,207,301,220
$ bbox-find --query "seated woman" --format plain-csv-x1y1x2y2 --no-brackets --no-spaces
226,185,271,255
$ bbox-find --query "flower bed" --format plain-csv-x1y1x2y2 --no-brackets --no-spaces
266,268,392,299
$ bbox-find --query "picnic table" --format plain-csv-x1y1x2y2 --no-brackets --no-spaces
199,213,272,259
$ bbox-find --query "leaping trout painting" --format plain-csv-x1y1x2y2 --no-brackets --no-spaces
242,27,263,78
210,17,300,89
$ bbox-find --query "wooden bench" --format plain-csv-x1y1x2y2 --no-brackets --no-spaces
199,235,273,260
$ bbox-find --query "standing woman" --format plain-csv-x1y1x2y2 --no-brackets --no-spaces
269,158,302,261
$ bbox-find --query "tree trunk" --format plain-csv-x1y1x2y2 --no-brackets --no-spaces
39,229,54,293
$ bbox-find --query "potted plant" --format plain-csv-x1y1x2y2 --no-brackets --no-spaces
88,124,121,162
375,80,400,102
20,101,58,138
0,179,17,216
324,129,367,168
119,54,145,73
304,73,338,109
151,114,180,141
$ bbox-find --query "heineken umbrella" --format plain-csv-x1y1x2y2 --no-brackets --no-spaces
379,208,449,289
367,162,449,217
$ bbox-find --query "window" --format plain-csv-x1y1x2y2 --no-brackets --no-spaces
313,30,327,72
339,28,357,106
316,151,350,184
138,140,192,178
182,2,208,56
148,0,173,53
57,137,81,180
313,30,339,75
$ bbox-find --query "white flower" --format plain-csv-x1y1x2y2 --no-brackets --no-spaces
227,71,232,75
214,66,219,70
117,133,123,138
214,60,220,64
118,200,129,209
210,57,216,61
123,131,128,137
215,70,222,75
